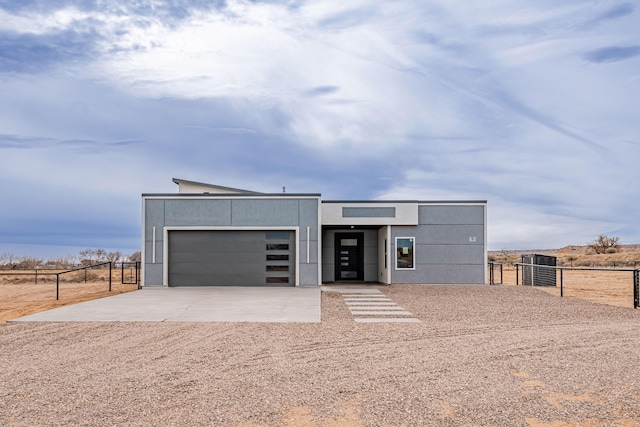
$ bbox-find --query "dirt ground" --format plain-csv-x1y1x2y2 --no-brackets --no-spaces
0,280,139,324
493,266,637,309
2,285,640,426
2,264,637,325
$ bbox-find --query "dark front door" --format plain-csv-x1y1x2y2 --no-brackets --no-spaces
335,232,364,281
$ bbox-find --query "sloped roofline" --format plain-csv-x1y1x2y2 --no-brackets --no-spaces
172,178,261,194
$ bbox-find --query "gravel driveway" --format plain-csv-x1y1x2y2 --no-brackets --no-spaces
2,285,640,426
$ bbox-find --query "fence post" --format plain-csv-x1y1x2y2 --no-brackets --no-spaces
56,273,60,301
530,261,535,286
516,264,519,286
489,263,494,285
633,270,640,308
109,262,112,292
560,268,563,298
35,269,38,284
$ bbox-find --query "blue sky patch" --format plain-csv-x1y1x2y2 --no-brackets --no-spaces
0,0,639,255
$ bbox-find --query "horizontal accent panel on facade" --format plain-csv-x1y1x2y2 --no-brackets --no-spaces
419,205,485,225
231,199,300,225
342,207,396,218
322,203,418,225
165,199,233,226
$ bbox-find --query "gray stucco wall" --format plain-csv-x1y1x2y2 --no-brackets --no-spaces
142,196,320,286
390,204,486,284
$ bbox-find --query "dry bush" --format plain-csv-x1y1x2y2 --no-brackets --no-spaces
589,234,620,254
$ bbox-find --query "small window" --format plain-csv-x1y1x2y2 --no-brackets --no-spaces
266,265,289,272
266,231,290,240
340,238,358,246
340,271,358,279
267,254,289,261
396,237,415,270
384,238,388,269
266,243,289,251
266,277,289,284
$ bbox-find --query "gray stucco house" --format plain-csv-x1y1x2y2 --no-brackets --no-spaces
141,178,487,287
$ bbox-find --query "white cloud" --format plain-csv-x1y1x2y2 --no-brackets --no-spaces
0,7,88,33
486,201,614,250
85,2,462,150
1,0,639,251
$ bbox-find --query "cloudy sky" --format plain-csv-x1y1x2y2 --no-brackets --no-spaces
1,0,639,258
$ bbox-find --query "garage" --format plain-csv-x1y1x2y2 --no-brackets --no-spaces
168,230,296,286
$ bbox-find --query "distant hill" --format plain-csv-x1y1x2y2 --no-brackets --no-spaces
489,244,640,264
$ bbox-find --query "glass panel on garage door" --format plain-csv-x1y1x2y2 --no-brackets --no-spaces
168,230,295,286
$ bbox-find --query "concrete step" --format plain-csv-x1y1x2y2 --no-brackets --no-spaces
355,318,422,323
349,310,415,316
334,288,420,323
345,302,397,306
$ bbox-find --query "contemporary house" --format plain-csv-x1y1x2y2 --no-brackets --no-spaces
141,178,487,287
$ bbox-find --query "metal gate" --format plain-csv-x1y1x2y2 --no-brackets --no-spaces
488,262,503,285
121,262,140,285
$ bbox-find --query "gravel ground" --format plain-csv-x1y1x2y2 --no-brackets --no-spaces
2,285,640,426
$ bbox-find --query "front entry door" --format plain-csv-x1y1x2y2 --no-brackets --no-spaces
335,233,364,281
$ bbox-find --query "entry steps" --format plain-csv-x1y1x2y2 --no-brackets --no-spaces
327,287,421,323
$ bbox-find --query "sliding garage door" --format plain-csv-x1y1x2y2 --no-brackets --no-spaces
168,230,295,286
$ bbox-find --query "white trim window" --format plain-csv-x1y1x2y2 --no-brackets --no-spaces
395,237,415,270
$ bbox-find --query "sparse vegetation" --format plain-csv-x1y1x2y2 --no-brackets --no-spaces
588,234,620,255
488,243,640,268
0,249,140,270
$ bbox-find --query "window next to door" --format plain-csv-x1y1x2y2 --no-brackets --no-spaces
396,237,415,270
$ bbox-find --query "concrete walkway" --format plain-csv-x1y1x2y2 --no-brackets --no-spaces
10,287,321,323
323,286,421,323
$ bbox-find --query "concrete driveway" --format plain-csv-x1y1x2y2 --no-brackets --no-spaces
10,286,321,323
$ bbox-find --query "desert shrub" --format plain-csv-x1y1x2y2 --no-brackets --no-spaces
605,247,619,254
65,270,100,282
45,256,77,269
588,234,620,254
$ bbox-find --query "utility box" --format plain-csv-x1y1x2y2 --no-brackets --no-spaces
521,254,556,286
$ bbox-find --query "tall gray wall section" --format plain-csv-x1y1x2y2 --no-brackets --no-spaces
143,196,320,287
391,205,485,284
